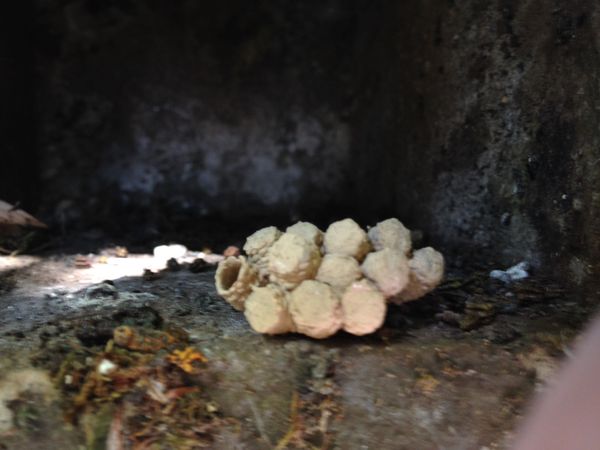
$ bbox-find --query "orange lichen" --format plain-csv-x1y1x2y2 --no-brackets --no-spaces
113,326,178,352
415,373,440,396
167,347,208,373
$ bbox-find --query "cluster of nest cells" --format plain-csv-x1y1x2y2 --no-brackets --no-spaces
215,218,444,338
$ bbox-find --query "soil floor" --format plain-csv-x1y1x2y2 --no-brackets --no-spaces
0,249,595,449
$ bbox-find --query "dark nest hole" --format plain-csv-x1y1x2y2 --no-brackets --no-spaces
216,258,242,292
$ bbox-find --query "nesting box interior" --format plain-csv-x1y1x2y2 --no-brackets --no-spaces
1,1,599,449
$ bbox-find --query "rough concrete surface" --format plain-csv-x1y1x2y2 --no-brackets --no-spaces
0,252,593,449
33,0,355,223
349,0,600,296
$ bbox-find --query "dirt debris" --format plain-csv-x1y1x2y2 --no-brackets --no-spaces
33,319,234,449
274,350,341,450
0,251,596,449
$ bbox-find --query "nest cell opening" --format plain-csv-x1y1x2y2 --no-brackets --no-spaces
219,258,242,291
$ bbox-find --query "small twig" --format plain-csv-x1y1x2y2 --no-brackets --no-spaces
106,405,125,450
274,391,300,450
246,397,272,447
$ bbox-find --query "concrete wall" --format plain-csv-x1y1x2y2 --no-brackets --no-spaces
35,0,359,227
0,2,37,208
350,0,600,295
3,0,599,294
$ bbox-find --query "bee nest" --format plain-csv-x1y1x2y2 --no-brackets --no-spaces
214,218,445,338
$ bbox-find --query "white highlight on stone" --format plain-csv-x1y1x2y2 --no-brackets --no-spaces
98,359,117,375
153,244,188,260
489,261,529,283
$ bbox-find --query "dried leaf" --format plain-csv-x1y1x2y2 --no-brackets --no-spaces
167,347,208,373
0,200,46,229
166,386,200,401
146,379,169,404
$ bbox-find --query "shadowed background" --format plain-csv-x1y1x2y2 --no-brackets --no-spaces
1,0,599,297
